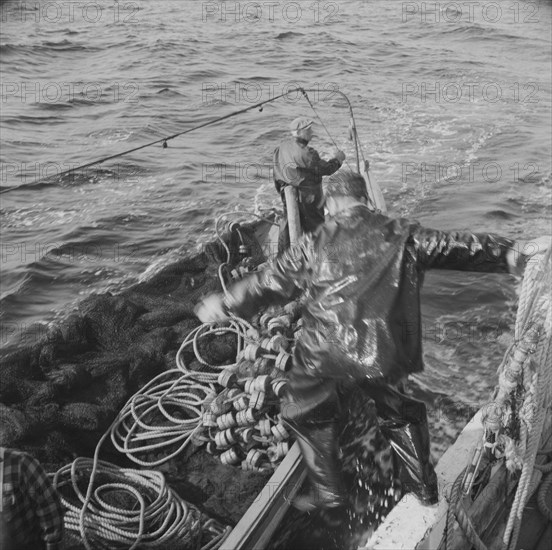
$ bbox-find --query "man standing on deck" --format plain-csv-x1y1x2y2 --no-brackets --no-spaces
195,172,550,511
274,117,346,252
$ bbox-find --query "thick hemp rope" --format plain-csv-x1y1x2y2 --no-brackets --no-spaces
501,249,551,550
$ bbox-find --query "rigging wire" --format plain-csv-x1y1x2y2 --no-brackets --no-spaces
0,88,370,194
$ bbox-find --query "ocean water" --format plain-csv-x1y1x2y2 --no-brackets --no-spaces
1,0,551,452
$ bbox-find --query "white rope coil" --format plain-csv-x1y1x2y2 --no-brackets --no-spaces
53,457,228,550
176,318,255,380
110,370,216,467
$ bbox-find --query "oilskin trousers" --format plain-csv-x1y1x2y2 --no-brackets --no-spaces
277,184,325,254
359,381,439,504
281,369,344,506
282,368,438,506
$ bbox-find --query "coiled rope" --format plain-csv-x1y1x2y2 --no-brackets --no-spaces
109,213,260,468
500,248,551,550
54,415,230,550
110,370,215,467
54,457,207,550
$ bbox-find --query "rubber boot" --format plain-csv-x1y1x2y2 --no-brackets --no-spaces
382,418,438,505
288,421,345,511
362,381,438,505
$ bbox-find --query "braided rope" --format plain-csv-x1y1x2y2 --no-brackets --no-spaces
54,457,204,550
175,318,254,378
110,370,215,467
445,470,463,550
537,472,552,521
445,467,488,550
501,248,552,550
454,504,488,550
535,461,552,473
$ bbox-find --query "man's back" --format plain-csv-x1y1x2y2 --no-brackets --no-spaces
274,137,342,191
296,206,423,382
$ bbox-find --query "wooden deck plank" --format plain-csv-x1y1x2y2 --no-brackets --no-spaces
220,441,306,550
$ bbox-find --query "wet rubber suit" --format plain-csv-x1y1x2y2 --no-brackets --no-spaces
273,137,343,251
223,205,516,505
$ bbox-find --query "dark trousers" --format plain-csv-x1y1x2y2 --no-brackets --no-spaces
278,188,325,254
281,367,438,504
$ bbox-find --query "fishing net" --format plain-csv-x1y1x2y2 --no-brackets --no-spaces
0,219,272,529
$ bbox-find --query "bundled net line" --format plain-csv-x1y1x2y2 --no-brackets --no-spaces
449,248,552,550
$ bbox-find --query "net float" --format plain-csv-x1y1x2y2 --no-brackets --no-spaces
257,418,272,437
233,395,249,411
243,344,261,361
271,423,289,442
259,313,272,328
202,411,217,427
218,370,238,389
254,375,271,392
236,408,257,427
271,378,288,397
245,449,264,468
243,378,256,394
217,412,236,430
275,351,292,372
249,390,266,410
220,446,241,465
259,337,272,350
215,428,237,449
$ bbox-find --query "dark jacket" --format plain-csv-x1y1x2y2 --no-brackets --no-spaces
273,137,342,208
225,206,514,383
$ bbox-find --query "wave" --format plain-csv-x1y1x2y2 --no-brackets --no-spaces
442,25,526,42
0,180,58,194
0,166,135,195
155,88,185,97
275,31,304,39
41,39,90,51
485,210,517,220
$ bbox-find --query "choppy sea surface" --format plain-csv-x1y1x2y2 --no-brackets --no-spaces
1,0,551,454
